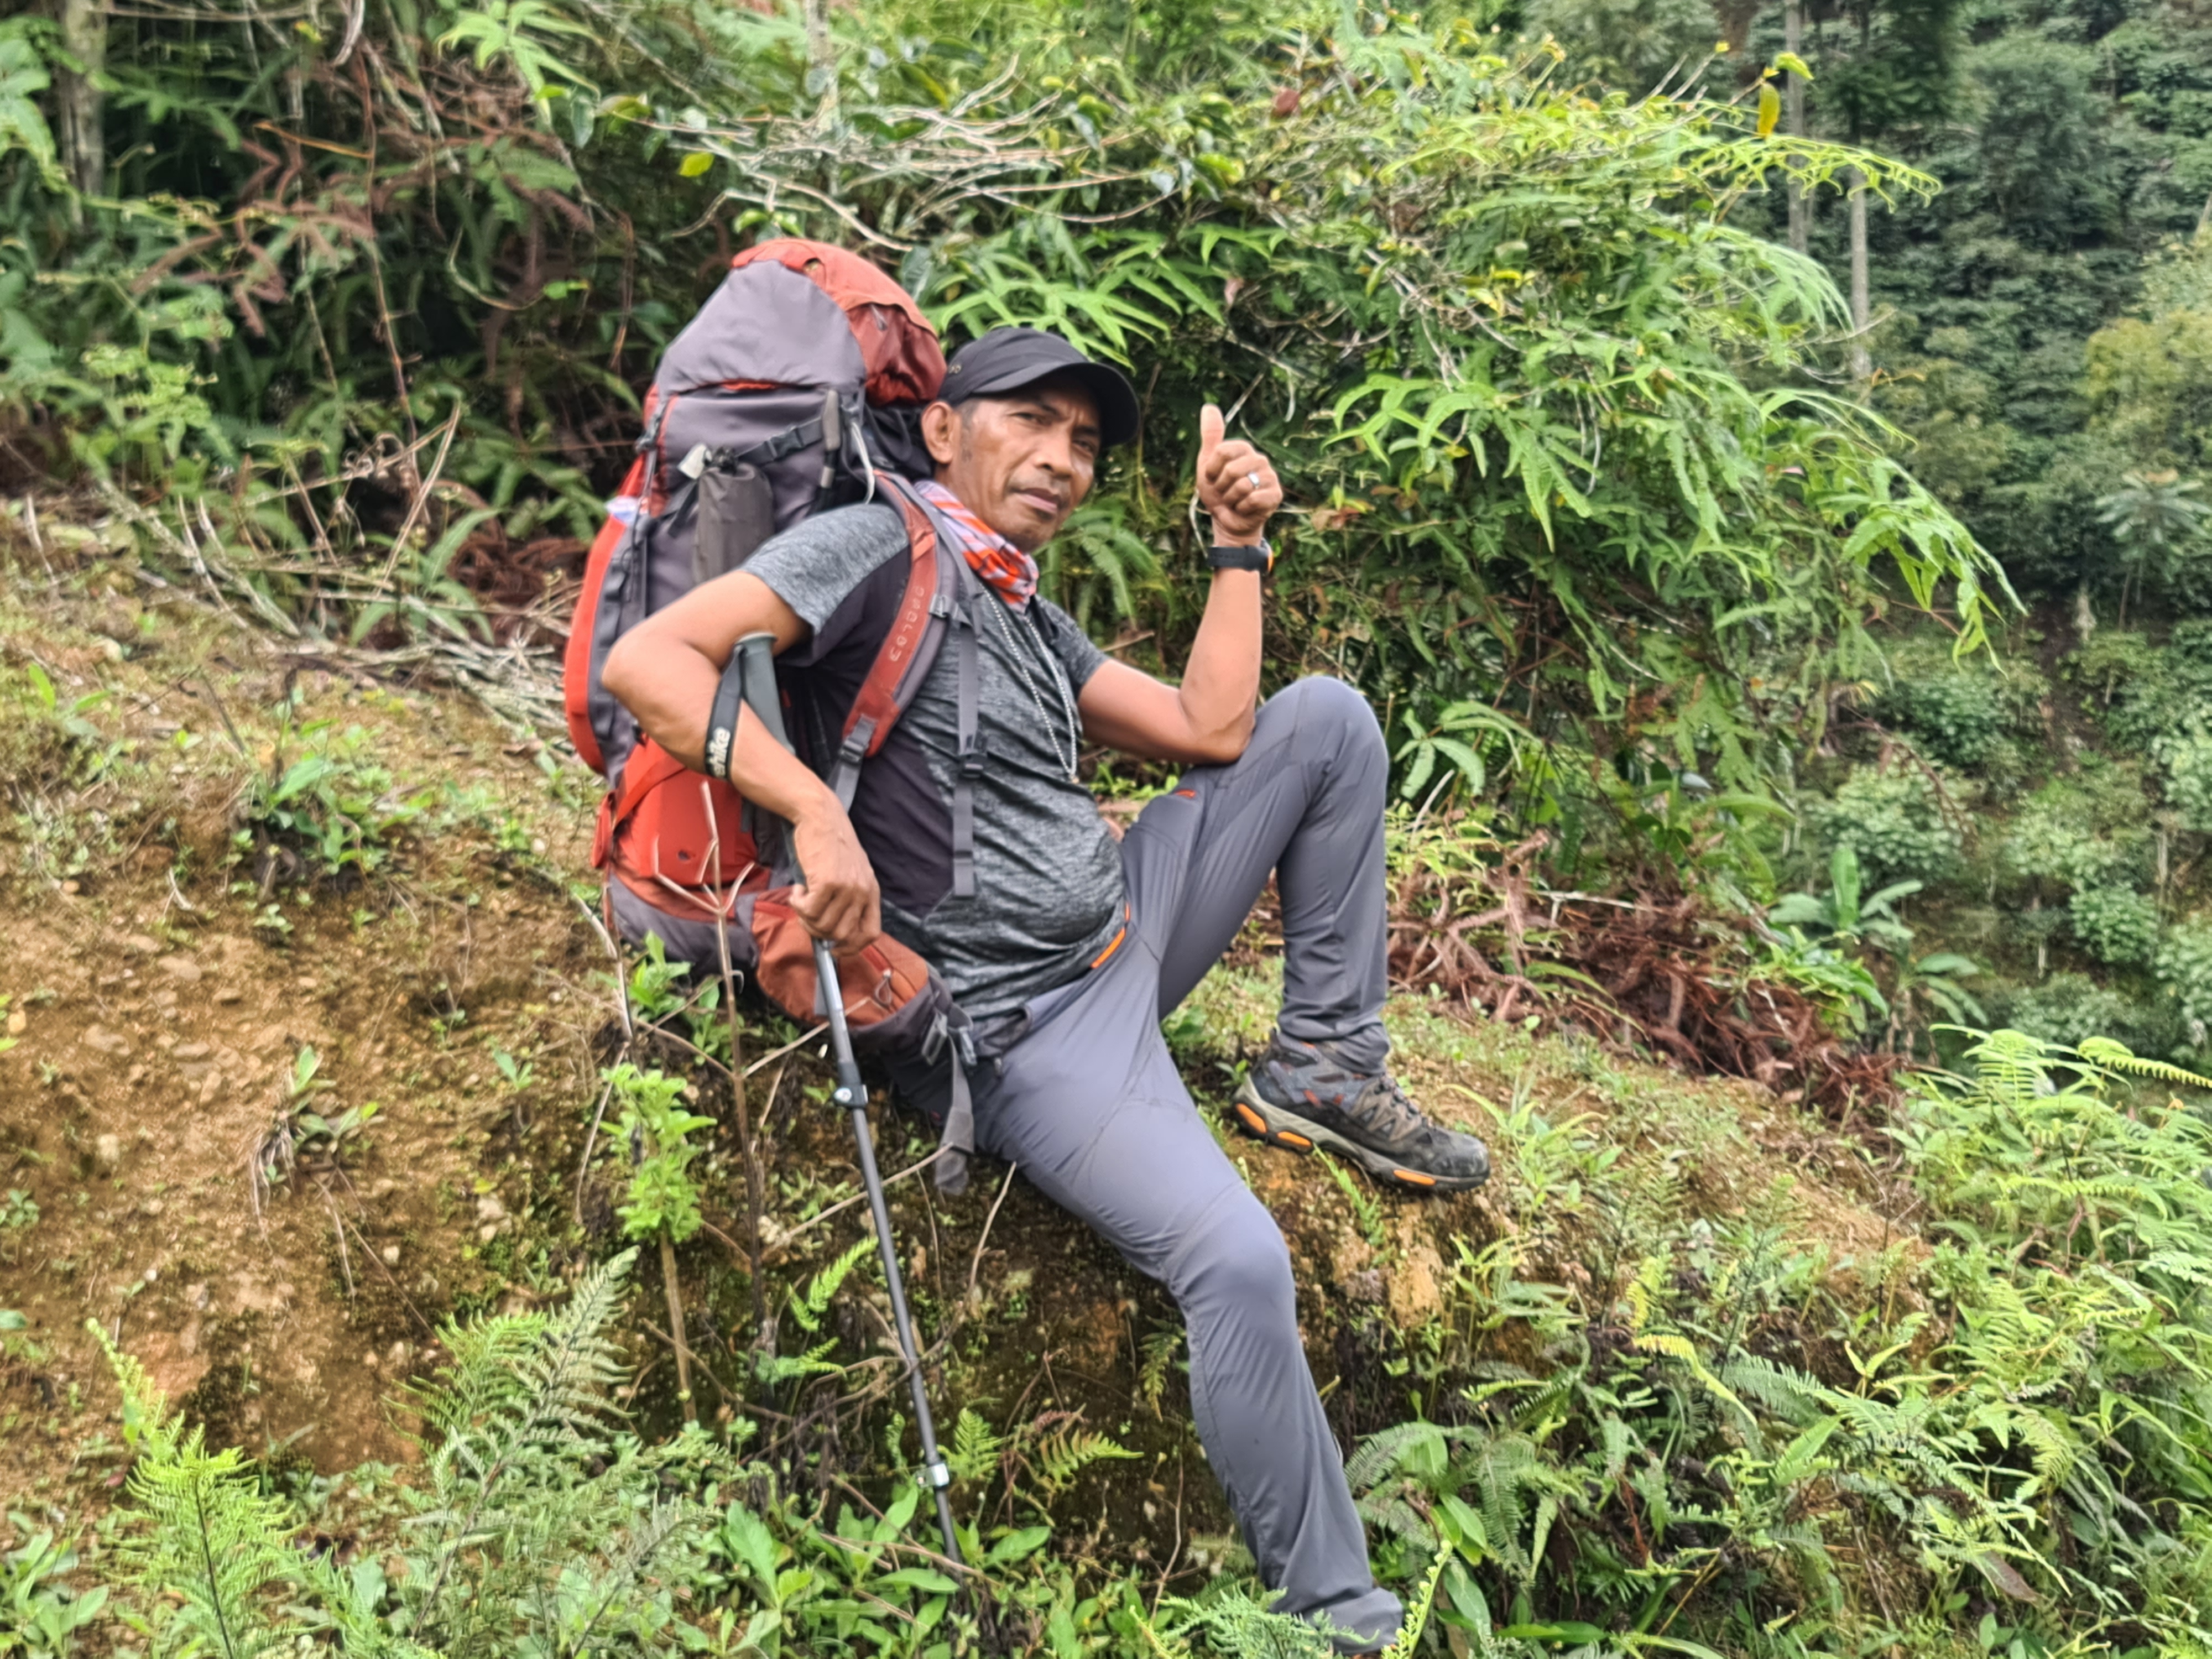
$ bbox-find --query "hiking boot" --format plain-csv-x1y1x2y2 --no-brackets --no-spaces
1232,1034,1490,1193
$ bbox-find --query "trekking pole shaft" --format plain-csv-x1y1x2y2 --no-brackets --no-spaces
721,630,962,1558
815,937,961,1559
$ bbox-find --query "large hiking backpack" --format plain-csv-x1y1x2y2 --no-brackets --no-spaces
562,240,980,1180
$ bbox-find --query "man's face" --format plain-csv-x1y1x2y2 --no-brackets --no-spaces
922,376,1102,552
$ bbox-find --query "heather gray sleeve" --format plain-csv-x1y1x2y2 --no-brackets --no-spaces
741,502,907,633
1035,598,1109,693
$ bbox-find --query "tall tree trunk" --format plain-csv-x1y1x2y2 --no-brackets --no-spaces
55,0,106,203
1785,0,1808,255
1847,167,1871,384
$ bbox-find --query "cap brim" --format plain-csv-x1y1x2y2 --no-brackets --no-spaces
956,359,1141,449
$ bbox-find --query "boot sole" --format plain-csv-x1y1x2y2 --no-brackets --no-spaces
1230,1078,1488,1193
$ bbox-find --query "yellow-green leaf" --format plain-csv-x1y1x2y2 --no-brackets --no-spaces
1756,82,1781,138
1773,50,1813,80
678,149,713,178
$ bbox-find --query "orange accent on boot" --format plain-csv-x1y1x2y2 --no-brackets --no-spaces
1275,1131,1313,1151
1235,1103,1268,1136
1392,1168,1438,1187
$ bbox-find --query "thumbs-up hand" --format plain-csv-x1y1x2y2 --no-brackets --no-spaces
1194,403,1281,546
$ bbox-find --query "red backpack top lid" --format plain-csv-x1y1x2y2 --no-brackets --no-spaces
731,239,946,407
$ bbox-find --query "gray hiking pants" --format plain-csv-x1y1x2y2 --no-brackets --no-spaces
972,676,1400,1642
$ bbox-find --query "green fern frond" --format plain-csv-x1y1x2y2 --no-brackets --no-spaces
1378,1545,1450,1659
95,1319,178,1458
1139,1326,1185,1416
404,1248,638,1643
1347,1422,1446,1495
753,1338,842,1386
950,1406,1006,1483
1156,1583,1334,1658
2075,1037,2212,1092
789,1238,876,1335
1354,1490,1433,1546
94,1321,304,1659
1038,1428,1139,1494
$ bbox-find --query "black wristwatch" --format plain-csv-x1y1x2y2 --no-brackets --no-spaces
1207,540,1272,573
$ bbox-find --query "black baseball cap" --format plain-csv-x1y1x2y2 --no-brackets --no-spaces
939,326,1141,448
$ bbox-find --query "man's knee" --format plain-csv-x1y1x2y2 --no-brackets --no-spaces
1262,676,1385,789
1177,1192,1298,1317
1270,674,1378,732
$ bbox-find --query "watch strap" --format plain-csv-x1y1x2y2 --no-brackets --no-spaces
1207,541,1272,572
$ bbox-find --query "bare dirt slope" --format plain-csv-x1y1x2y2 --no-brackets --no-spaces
0,569,607,1507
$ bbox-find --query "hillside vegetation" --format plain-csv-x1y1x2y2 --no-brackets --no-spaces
0,571,2208,1658
13,0,2212,1653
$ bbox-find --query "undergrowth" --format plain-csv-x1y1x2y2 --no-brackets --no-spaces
39,1022,2212,1658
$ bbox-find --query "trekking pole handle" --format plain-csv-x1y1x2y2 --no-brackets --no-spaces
732,631,790,752
732,630,870,1104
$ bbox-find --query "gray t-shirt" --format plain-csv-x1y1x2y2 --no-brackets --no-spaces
744,502,1125,1020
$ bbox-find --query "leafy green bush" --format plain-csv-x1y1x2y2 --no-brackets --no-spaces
1990,972,2162,1052
2067,884,2161,965
608,1064,714,1248
1806,763,1961,884
85,1246,1344,1658
2156,721,2212,832
0,1525,104,1658
2156,915,2212,1045
1874,660,2012,770
3,0,1995,839
2000,768,2153,894
2070,623,2212,749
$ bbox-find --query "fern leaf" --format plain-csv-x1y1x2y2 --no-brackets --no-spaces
950,1406,1007,1483
790,1238,877,1335
1138,1326,1185,1416
1347,1421,1445,1494
1039,1428,1140,1494
2076,1037,2212,1092
95,1322,303,1659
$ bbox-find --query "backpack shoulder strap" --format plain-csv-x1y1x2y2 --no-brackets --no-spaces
824,475,966,808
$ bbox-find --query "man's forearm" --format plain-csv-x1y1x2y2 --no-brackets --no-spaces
606,637,840,830
1175,567,1264,753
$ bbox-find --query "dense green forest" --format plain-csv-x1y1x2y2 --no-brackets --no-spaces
17,0,2212,1654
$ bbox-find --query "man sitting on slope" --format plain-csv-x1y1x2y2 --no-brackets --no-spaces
602,324,1491,1653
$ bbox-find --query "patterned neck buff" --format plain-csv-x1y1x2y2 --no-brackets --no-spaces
914,479,1039,609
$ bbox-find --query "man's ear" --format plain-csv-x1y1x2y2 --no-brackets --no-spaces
921,401,961,468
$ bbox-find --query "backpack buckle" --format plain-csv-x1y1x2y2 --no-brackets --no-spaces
957,735,987,779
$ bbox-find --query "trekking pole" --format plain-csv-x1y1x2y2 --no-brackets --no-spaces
728,633,962,1562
